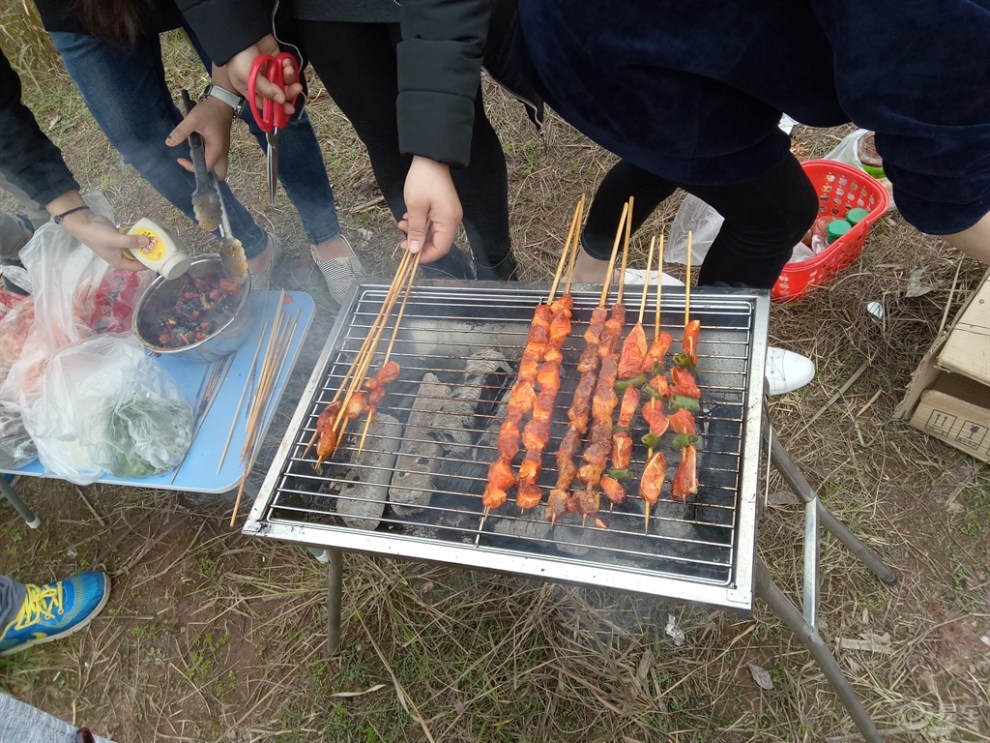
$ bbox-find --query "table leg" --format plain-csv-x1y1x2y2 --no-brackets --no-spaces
755,558,883,743
0,476,40,528
326,549,343,657
768,427,898,586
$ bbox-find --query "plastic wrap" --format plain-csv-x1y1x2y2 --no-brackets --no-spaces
22,334,192,483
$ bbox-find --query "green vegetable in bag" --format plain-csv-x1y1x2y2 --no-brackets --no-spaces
104,395,193,477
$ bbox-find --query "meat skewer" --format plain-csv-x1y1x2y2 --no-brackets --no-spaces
305,249,418,465
516,295,572,510
355,252,420,452
640,235,670,532
578,197,634,521
484,197,584,512
549,199,628,523
605,234,658,509
671,231,700,501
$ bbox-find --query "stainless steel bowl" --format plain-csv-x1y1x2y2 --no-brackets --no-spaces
132,254,252,363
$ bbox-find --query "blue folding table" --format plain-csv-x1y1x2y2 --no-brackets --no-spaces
0,290,315,524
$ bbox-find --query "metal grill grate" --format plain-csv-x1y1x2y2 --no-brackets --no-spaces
245,282,770,610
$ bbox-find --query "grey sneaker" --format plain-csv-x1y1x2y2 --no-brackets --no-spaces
311,235,367,304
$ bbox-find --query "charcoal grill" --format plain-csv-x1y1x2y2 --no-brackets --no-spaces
244,281,897,742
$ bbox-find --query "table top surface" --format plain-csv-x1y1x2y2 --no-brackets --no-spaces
2,290,314,493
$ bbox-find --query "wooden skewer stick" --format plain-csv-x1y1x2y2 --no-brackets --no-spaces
549,195,585,302
356,251,421,452
638,236,657,326
654,235,665,339
685,230,692,326
221,322,270,469
615,196,634,306
332,250,417,434
230,295,297,527
241,292,288,459
304,251,415,455
562,194,586,296
598,201,629,307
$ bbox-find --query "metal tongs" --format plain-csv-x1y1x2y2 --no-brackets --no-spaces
181,89,248,284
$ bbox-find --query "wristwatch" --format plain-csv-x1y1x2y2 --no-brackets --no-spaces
203,84,247,119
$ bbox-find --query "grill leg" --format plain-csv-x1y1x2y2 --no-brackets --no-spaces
768,428,899,586
326,549,344,657
0,476,40,529
755,559,883,743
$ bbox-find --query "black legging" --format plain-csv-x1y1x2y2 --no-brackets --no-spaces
582,155,818,288
295,21,516,281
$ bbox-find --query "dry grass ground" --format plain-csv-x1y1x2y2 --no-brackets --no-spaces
2,20,989,743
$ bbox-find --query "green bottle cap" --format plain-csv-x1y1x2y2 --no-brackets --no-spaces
826,219,852,244
845,208,869,226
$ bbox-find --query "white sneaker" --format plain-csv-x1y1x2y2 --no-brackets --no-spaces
765,347,815,396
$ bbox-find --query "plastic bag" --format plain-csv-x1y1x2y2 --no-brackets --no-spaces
666,195,723,266
22,334,193,484
822,129,896,212
0,192,150,471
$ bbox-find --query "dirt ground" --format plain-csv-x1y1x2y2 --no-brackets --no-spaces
1,25,989,743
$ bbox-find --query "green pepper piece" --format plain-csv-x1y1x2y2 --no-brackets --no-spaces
672,433,701,449
606,468,632,480
612,424,629,434
641,432,662,449
642,383,665,400
674,351,696,370
615,373,647,391
669,394,701,413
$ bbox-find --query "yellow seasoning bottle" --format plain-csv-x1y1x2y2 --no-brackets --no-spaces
126,218,193,279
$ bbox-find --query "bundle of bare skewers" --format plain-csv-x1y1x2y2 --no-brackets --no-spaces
482,198,704,533
305,249,420,468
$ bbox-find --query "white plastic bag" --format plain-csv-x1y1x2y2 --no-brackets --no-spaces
666,195,723,266
23,334,193,484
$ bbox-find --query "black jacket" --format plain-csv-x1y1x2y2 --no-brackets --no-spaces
0,47,78,207
398,0,542,168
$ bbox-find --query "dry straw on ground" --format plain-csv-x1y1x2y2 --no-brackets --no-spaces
1,21,988,743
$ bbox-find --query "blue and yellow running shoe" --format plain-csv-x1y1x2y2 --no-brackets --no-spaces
0,572,110,657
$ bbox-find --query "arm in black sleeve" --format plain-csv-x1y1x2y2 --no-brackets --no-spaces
0,46,79,207
397,0,491,167
174,0,274,65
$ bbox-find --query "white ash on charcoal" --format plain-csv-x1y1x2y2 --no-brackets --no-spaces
432,349,513,452
488,507,553,541
335,413,402,529
397,319,519,361
389,372,449,516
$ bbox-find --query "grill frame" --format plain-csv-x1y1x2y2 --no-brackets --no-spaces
244,280,770,611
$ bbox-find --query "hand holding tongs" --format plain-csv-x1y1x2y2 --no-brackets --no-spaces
180,89,248,283
247,52,300,205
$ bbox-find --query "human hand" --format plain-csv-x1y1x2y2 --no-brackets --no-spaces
400,156,463,263
164,96,234,179
56,208,149,272
224,35,303,116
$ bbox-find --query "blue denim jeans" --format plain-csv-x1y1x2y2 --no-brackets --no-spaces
49,29,342,258
0,574,25,628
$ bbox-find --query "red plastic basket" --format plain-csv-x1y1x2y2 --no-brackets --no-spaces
772,160,890,302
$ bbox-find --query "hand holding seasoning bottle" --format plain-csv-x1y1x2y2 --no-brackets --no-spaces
126,218,193,279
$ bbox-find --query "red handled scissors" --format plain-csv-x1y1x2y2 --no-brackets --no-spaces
248,52,300,205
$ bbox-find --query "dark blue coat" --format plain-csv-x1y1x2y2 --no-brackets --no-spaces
402,0,990,236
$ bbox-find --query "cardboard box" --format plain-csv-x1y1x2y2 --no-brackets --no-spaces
896,269,990,462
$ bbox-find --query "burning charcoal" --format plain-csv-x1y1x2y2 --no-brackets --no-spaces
490,509,552,541
552,518,612,557
336,413,402,530
390,373,448,516
434,350,512,453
